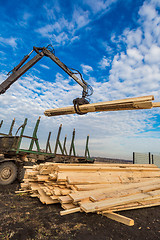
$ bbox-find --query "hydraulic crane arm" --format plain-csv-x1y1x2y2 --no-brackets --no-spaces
41,46,88,93
0,50,43,95
0,45,93,114
0,46,87,94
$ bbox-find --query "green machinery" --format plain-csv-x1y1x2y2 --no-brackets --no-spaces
0,117,93,185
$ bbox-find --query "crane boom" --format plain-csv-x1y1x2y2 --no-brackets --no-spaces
0,45,93,114
0,53,43,94
0,45,90,96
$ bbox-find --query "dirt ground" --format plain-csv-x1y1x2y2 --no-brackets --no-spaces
0,181,160,240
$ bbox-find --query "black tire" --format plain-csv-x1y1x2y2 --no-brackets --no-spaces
0,162,17,185
17,164,25,182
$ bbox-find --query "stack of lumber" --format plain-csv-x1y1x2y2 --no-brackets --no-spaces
18,163,160,226
44,95,160,117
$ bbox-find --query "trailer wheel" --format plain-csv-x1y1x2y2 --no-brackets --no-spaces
17,164,25,182
0,162,17,185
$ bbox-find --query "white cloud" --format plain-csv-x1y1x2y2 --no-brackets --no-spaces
70,36,80,43
36,21,71,45
0,51,5,55
36,0,118,46
19,12,32,27
102,41,114,54
98,56,111,69
139,2,157,21
144,44,160,64
36,7,89,45
84,0,118,14
0,36,18,48
50,32,69,45
127,48,143,62
81,64,93,75
72,7,90,29
35,25,52,38
43,1,61,20
40,64,50,70
104,0,160,101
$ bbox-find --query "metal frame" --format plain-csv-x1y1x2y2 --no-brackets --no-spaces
0,117,92,162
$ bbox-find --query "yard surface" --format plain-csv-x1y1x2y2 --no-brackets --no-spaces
0,181,160,240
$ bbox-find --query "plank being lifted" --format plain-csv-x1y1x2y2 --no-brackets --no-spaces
44,95,155,117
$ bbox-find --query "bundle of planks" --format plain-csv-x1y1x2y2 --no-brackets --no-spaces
44,95,160,117
18,162,160,226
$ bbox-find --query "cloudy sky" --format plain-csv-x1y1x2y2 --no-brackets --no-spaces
0,0,160,160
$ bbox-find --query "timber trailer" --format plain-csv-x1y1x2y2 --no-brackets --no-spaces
0,117,93,185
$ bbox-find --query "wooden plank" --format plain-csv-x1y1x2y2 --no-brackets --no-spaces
50,195,59,200
60,167,160,184
90,182,160,202
61,203,77,210
58,195,73,204
44,101,153,116
54,163,157,169
53,187,62,196
67,175,121,184
44,95,154,116
36,175,49,181
20,183,29,189
37,188,59,204
30,183,41,190
67,175,159,185
56,165,159,172
24,166,34,169
30,194,39,198
60,189,72,195
102,197,160,212
57,171,138,182
80,189,160,213
15,190,32,193
153,102,160,107
112,201,160,212
39,169,53,175
74,184,115,191
74,178,160,191
60,207,81,216
102,212,134,226
48,174,57,180
69,180,160,202
41,187,53,196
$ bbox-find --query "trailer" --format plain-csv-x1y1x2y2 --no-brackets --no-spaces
0,117,93,185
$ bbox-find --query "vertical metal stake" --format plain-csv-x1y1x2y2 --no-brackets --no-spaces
63,135,68,155
16,118,28,153
149,152,151,164
133,152,135,164
69,129,76,156
54,124,64,155
0,120,3,129
46,132,52,153
9,118,15,136
29,117,41,151
85,135,90,159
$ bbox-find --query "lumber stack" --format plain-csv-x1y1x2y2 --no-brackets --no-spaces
18,163,160,226
44,95,160,117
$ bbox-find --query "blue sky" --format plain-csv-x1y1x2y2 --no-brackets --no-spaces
1,0,160,160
